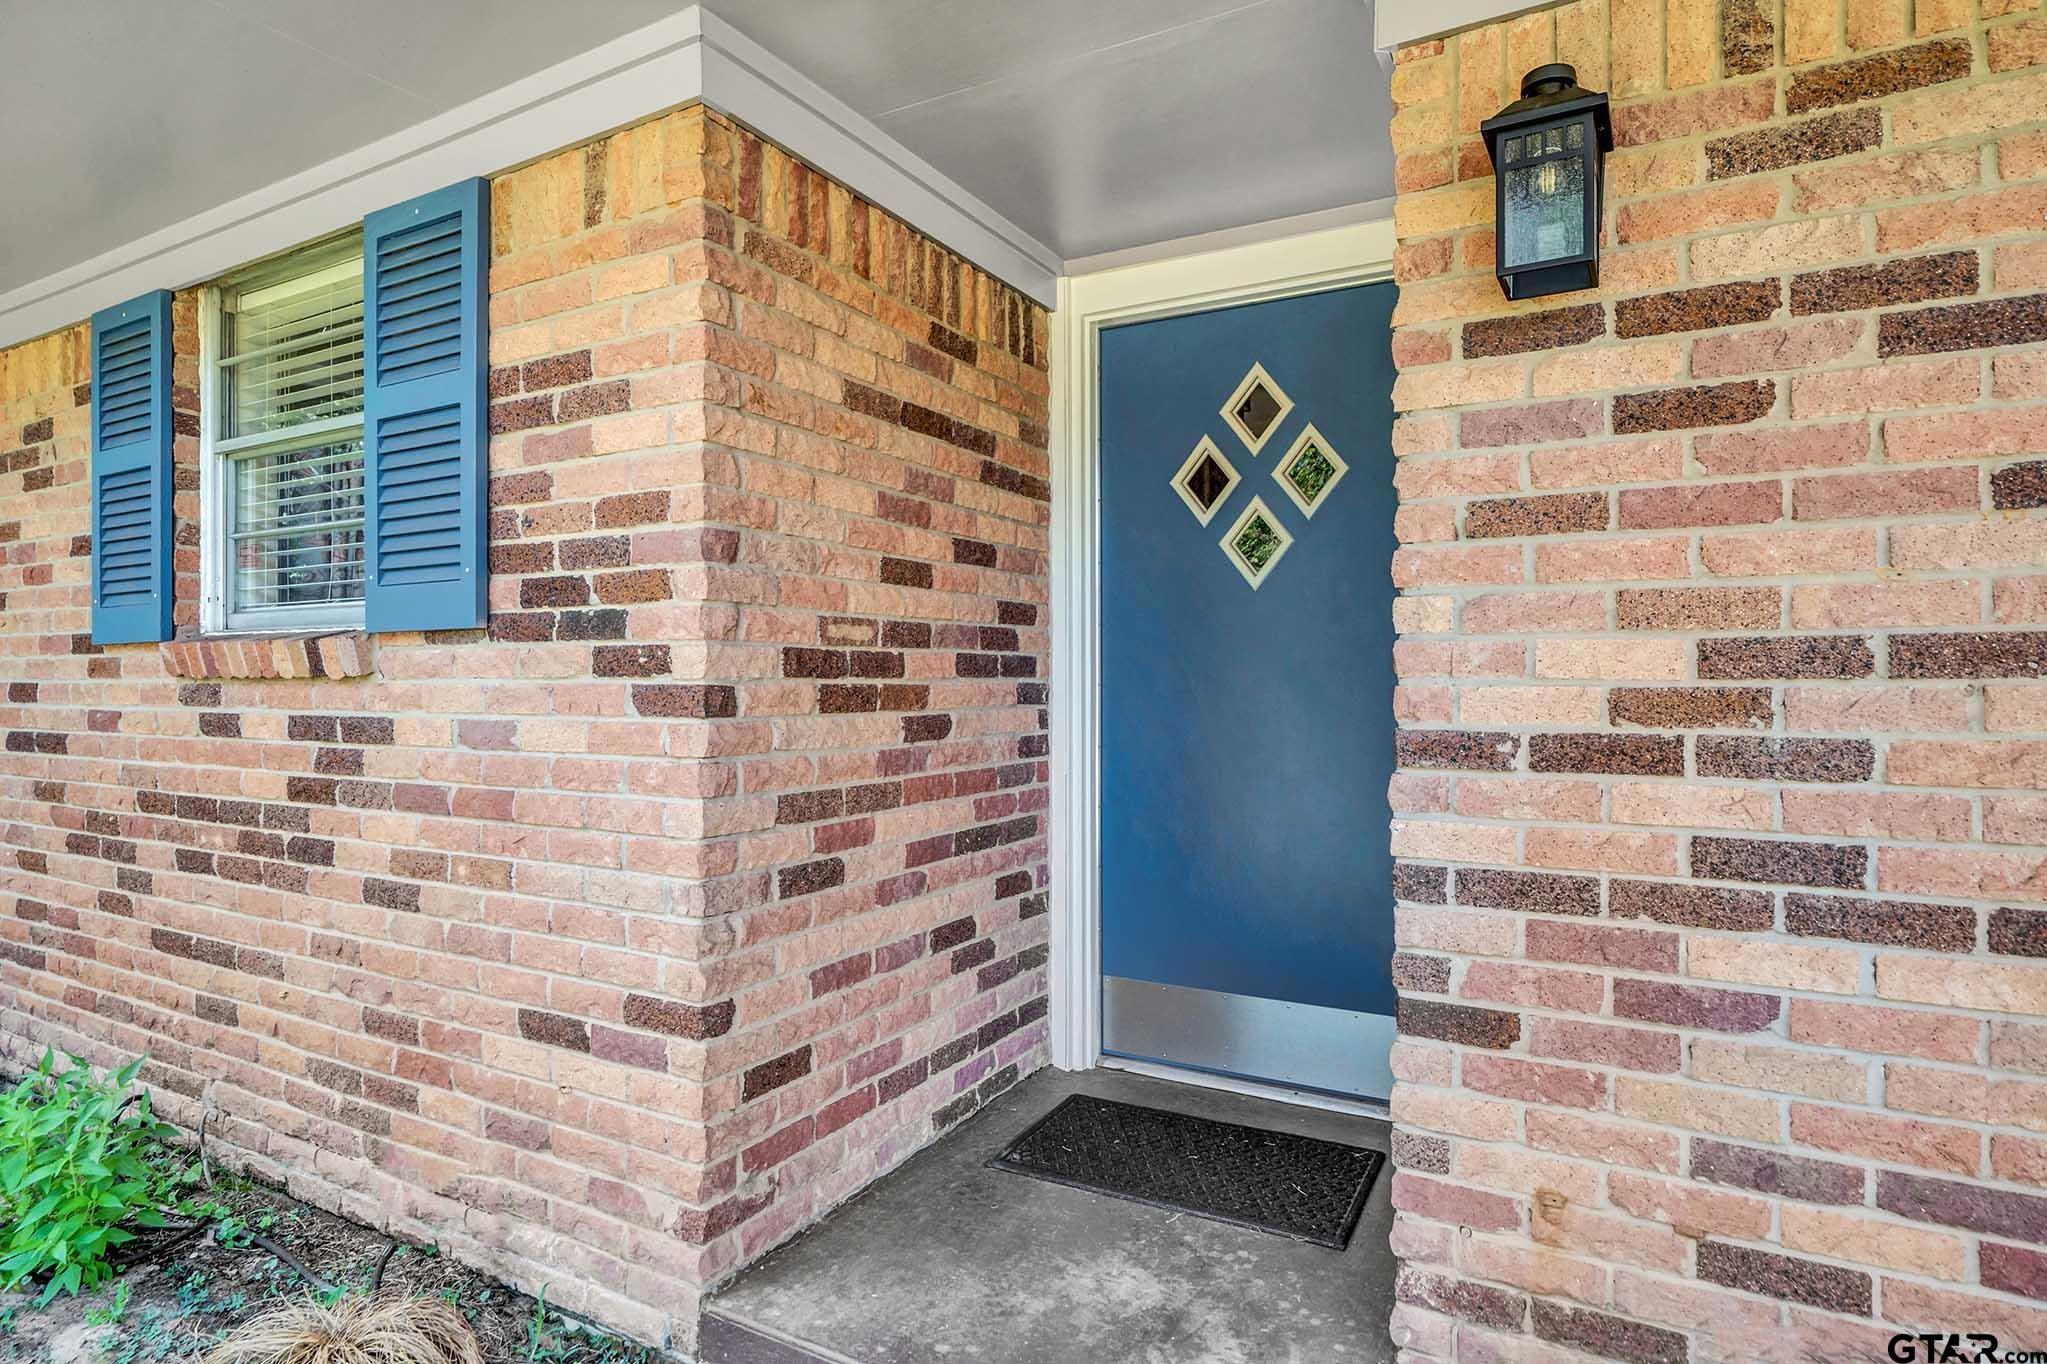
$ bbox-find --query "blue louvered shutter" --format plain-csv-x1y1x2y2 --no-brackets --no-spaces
362,178,489,633
89,290,175,644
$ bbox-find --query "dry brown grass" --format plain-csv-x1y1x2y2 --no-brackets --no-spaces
201,1293,482,1364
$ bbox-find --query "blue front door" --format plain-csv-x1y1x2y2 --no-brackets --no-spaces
1099,282,1399,1100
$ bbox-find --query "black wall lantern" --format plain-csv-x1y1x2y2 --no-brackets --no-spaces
1480,64,1613,300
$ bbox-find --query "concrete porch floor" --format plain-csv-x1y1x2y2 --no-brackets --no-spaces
700,1066,1398,1364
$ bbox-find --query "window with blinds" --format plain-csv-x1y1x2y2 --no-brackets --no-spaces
209,235,366,630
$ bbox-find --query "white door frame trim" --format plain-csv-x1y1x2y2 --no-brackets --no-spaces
1046,218,1399,1075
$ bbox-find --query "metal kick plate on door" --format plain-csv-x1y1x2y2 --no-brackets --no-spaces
1103,977,1396,1101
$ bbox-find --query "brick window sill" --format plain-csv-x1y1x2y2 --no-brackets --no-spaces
160,632,373,681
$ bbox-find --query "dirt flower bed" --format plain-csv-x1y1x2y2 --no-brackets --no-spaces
0,1153,672,1364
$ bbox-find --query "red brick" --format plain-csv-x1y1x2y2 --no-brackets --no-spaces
1527,920,1679,973
1789,580,1979,629
1391,1172,1521,1232
1791,357,1981,418
1462,1054,1608,1108
1613,79,1776,146
1535,536,1692,582
1791,1104,1980,1174
1617,184,1781,244
1619,480,1783,530
1791,467,1980,520
1876,182,2047,253
1885,405,2047,463
1528,1018,1682,1073
1701,527,1878,576
1459,400,1603,448
1692,319,1863,381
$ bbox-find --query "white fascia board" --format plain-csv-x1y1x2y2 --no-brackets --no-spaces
0,11,707,350
0,4,1060,352
1374,0,1564,51
696,11,1061,307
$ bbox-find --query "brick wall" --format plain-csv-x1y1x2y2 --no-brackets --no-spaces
660,108,1052,1277
0,103,1049,1353
1387,1,2047,1359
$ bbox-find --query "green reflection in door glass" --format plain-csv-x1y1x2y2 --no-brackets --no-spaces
1287,443,1337,503
1234,513,1283,572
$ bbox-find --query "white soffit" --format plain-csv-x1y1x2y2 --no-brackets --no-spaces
694,11,1064,303
0,5,1061,352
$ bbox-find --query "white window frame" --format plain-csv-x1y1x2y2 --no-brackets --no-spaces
199,248,367,636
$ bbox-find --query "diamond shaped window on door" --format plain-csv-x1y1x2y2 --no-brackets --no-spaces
1219,495,1293,589
1170,436,1241,526
1273,423,1349,519
1220,362,1295,455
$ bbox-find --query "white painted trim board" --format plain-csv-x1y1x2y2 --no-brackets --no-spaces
1375,0,1566,51
0,6,1061,352
1047,217,1399,1075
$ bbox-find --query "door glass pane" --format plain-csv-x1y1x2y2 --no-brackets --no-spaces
1234,384,1282,443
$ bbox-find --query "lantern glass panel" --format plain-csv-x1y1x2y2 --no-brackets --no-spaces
1501,152,1585,268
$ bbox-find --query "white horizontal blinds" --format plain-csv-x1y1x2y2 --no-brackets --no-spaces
220,254,365,440
231,437,366,609
216,237,367,623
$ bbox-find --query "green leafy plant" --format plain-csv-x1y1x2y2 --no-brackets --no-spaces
88,1281,135,1326
526,1286,556,1361
521,1286,654,1364
0,1051,196,1303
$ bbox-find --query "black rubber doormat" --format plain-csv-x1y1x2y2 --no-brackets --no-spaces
989,1094,1383,1248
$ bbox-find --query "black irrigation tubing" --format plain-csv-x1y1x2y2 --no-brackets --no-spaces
113,1215,208,1275
154,1217,210,1252
190,1109,335,1292
369,1239,403,1293
187,1106,405,1298
231,1226,340,1296
141,1206,339,1296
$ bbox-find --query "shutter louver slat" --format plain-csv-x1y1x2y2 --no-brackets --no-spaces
377,227,462,272
378,254,463,296
89,291,174,644
362,178,488,633
372,219,464,381
372,409,464,580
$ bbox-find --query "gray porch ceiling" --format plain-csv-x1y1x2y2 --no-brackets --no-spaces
0,0,1389,294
